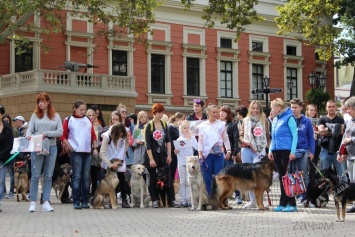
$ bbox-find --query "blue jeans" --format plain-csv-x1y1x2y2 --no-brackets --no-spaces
294,150,309,200
70,152,92,204
0,161,8,201
201,153,224,195
30,145,57,202
319,148,347,182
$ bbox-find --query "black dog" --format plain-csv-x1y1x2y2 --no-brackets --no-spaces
156,166,170,207
305,168,330,208
316,167,355,222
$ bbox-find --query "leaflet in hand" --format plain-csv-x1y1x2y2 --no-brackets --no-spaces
11,135,43,153
173,140,192,157
133,129,144,142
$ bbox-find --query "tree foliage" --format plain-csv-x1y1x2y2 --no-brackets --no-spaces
181,0,264,40
305,89,331,113
0,0,161,47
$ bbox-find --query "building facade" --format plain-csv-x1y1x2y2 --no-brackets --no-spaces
0,0,334,120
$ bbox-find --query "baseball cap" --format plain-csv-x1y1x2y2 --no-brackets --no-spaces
12,115,25,122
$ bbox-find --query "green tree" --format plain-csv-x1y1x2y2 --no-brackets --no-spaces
305,89,331,115
0,0,161,48
181,0,264,40
276,0,355,96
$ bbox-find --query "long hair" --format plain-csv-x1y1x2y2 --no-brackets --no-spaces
86,109,98,126
35,92,56,120
220,105,234,122
246,100,266,127
110,122,127,147
136,111,149,128
305,104,319,118
91,105,106,127
169,112,184,124
109,111,123,126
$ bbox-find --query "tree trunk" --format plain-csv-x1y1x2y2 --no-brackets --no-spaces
350,67,355,97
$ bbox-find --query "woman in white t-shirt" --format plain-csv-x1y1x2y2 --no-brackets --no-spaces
198,104,231,195
100,122,130,208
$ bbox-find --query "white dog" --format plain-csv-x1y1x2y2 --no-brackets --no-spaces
186,156,211,211
130,164,150,208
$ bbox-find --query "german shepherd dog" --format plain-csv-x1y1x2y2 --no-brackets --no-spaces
210,157,277,210
186,156,212,211
316,167,355,222
14,161,30,202
52,163,71,201
130,164,150,208
90,159,122,209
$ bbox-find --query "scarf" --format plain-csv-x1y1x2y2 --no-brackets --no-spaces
244,116,267,153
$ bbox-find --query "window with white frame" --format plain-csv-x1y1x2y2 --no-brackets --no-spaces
220,38,232,49
252,64,264,100
220,61,233,98
15,44,34,73
151,54,165,94
252,41,263,52
287,68,298,101
186,57,200,96
112,50,127,76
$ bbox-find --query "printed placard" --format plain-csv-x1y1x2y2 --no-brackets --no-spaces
173,140,192,157
133,129,144,142
11,135,43,153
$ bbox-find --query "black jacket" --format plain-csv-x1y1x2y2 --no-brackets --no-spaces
186,112,207,121
225,121,240,156
0,123,14,162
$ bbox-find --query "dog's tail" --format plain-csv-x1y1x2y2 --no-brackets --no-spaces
210,175,219,210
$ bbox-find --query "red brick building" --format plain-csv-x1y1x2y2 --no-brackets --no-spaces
0,0,334,120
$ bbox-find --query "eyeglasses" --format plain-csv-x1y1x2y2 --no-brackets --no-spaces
121,111,127,113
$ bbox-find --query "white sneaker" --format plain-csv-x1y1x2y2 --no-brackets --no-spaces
242,201,257,209
29,201,36,212
42,201,54,212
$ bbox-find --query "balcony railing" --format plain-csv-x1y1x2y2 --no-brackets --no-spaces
0,69,137,97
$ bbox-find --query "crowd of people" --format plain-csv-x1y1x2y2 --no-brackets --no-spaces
1,92,355,214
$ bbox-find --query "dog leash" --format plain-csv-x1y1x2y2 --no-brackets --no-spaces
0,152,20,169
311,161,323,177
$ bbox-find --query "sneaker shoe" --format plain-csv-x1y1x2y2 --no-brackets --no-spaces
282,205,297,212
122,200,131,208
169,201,180,208
273,205,285,212
152,201,159,208
82,203,90,209
74,202,82,209
181,202,189,208
308,202,315,208
346,206,355,213
5,192,14,199
42,201,54,212
242,201,257,209
61,197,73,204
28,201,36,212
235,196,243,205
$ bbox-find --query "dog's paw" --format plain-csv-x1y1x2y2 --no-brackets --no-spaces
259,207,269,211
336,219,343,222
112,206,118,210
140,205,145,208
188,207,195,211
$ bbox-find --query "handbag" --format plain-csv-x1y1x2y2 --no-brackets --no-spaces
282,160,307,197
339,143,347,155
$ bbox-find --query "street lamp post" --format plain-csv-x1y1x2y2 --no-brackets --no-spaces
287,79,293,101
251,76,282,117
308,71,327,115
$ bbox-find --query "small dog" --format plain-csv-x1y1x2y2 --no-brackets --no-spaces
210,157,277,210
186,156,211,211
316,167,355,222
14,161,30,202
156,166,170,207
130,164,150,208
305,168,330,208
52,163,71,201
90,159,122,209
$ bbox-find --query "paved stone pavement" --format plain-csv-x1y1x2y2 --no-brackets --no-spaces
1,178,355,237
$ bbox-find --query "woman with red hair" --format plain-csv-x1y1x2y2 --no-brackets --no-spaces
144,103,177,208
26,92,63,212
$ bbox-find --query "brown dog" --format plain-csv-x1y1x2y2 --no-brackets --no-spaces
89,159,122,209
52,163,71,201
210,157,277,210
14,161,30,202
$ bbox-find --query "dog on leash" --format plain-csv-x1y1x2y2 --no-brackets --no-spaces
130,164,150,208
90,159,122,209
315,167,355,222
186,156,212,211
14,161,30,202
156,166,170,207
210,157,277,210
305,168,330,208
52,163,71,201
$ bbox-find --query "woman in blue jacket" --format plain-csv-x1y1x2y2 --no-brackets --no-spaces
290,98,315,205
269,98,298,212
